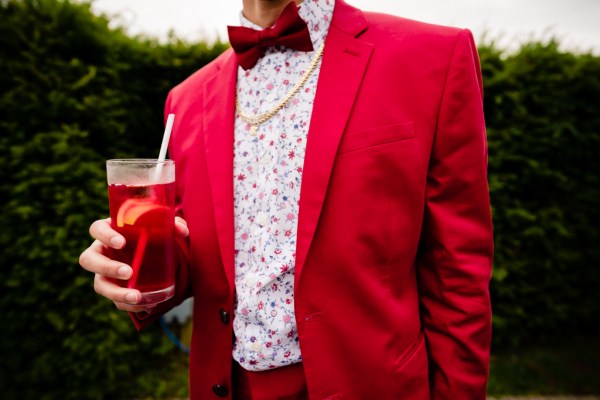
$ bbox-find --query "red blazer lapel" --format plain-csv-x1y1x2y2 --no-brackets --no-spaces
295,1,373,286
203,50,238,293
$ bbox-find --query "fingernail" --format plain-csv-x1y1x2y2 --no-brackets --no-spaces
117,265,132,278
110,236,124,248
125,292,139,303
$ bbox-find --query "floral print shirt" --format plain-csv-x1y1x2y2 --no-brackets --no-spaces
232,0,335,371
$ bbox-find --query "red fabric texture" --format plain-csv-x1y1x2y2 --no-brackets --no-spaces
232,361,308,400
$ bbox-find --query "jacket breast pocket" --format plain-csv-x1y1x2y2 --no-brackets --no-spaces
337,121,416,155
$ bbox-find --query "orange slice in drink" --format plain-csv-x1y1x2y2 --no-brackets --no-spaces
116,198,171,228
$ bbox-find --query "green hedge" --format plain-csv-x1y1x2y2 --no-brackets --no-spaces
479,42,600,346
0,0,598,398
0,1,225,398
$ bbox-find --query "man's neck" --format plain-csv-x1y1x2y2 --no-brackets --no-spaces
242,0,303,28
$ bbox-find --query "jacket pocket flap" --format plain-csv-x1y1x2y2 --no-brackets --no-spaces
338,121,415,155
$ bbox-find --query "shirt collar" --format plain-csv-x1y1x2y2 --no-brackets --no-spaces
238,0,335,48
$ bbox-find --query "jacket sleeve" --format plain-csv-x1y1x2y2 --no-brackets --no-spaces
129,92,193,330
417,29,493,399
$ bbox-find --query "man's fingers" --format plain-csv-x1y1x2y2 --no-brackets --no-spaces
84,216,183,313
79,241,133,279
89,218,125,249
94,274,141,305
94,274,152,314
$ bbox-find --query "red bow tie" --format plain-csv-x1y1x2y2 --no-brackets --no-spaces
227,2,314,70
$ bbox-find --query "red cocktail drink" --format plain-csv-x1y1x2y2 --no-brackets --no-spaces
107,160,176,305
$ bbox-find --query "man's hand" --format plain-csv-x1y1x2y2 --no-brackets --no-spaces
79,217,189,312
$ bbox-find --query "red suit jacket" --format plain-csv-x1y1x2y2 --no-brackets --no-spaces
134,1,494,398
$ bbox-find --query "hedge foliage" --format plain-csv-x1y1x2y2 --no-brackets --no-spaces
0,0,598,398
479,41,600,346
0,0,225,399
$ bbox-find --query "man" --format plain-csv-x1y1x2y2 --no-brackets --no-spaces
79,0,494,398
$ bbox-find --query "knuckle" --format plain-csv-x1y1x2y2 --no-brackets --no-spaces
78,250,88,267
102,262,117,278
90,219,111,240
89,220,100,237
102,264,113,276
93,279,101,295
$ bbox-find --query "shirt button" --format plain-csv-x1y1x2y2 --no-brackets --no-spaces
246,275,258,288
256,212,269,226
219,308,230,324
212,384,228,397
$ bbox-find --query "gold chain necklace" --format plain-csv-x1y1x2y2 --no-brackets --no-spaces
235,42,325,136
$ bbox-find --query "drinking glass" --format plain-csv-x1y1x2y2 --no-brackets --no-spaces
106,159,176,306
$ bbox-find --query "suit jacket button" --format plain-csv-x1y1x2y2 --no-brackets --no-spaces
212,384,228,397
220,308,230,324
